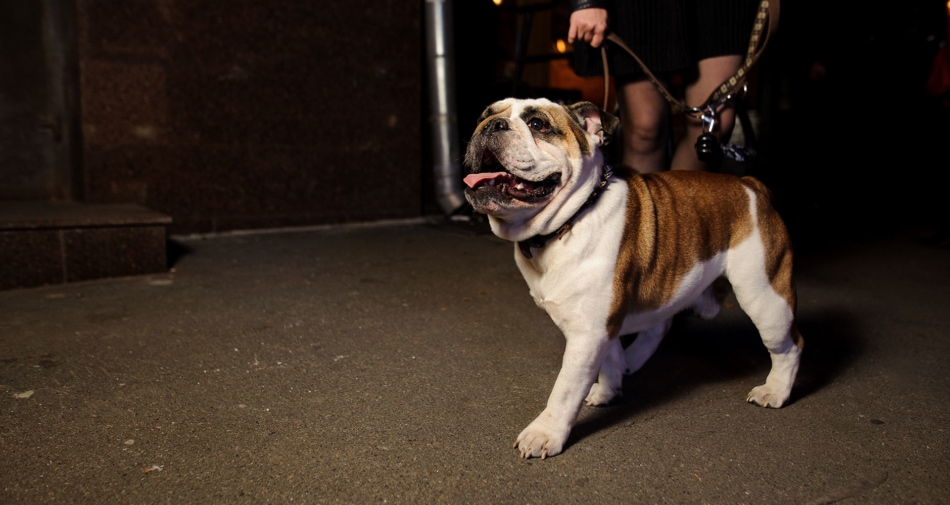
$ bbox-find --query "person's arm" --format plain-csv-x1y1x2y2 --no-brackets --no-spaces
568,0,608,48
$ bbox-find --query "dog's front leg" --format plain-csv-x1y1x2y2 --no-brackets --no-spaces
585,338,625,406
514,332,609,459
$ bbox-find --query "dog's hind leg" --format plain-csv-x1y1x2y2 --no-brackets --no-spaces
623,319,672,375
742,307,802,409
585,338,625,406
692,278,729,320
728,238,803,408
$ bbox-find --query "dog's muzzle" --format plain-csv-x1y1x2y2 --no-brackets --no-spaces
463,150,560,202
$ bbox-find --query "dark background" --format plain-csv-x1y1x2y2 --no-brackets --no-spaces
1,0,947,240
2,0,423,234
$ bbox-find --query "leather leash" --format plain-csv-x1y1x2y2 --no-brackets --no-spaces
599,0,779,119
517,2,779,259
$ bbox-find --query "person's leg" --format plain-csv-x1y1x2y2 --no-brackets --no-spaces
615,78,670,173
671,54,743,171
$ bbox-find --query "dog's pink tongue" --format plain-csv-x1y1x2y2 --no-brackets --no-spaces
463,172,507,189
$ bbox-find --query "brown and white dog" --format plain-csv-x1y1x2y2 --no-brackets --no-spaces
462,98,804,459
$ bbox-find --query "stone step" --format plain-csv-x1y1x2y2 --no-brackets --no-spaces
0,202,172,290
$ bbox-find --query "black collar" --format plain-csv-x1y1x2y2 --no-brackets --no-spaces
517,166,613,259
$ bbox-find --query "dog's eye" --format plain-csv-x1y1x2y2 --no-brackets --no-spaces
527,118,551,133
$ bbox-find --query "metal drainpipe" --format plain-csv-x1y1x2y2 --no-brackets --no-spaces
424,0,466,214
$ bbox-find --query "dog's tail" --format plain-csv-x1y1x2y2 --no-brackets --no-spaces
738,176,773,202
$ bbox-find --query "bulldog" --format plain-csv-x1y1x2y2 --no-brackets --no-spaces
462,98,804,459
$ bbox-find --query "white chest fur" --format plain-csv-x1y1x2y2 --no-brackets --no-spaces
513,178,628,337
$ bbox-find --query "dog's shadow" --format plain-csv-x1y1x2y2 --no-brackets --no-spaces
567,307,860,448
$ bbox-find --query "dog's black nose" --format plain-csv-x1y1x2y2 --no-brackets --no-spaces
485,118,509,133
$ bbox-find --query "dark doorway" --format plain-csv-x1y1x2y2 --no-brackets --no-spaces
0,0,79,201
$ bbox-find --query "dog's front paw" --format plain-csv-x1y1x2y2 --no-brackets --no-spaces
747,384,790,408
513,415,570,459
584,381,621,407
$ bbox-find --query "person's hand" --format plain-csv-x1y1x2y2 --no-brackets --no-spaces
568,8,608,48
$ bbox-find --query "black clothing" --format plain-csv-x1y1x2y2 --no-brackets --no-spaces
570,0,759,79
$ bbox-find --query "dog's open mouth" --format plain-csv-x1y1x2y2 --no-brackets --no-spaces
463,151,560,201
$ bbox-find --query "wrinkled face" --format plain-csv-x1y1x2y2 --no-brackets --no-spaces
462,99,607,223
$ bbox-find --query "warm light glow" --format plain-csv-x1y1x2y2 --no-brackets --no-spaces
555,39,568,53
493,0,503,6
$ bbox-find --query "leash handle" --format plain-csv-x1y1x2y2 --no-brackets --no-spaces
600,0,778,116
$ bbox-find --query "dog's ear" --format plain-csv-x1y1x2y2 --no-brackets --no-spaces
566,101,620,147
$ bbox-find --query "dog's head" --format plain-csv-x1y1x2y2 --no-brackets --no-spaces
462,98,619,242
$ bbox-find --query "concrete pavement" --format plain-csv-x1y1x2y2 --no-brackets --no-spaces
0,217,948,504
